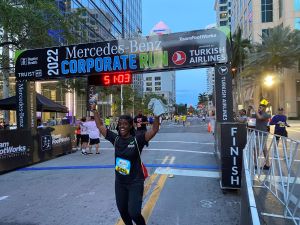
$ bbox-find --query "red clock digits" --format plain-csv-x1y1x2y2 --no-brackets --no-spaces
104,75,110,85
124,73,130,83
118,74,124,83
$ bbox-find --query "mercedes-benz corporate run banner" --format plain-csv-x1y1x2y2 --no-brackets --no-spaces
15,28,230,80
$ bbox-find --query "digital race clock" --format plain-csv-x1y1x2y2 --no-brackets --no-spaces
88,72,132,86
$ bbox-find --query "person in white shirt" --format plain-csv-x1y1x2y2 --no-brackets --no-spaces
85,116,100,154
80,117,89,155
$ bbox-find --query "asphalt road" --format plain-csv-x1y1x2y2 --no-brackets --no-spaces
0,117,241,225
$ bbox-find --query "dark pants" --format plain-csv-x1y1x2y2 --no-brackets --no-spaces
115,181,145,225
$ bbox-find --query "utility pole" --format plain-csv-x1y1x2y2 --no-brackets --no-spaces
120,0,125,115
2,31,11,124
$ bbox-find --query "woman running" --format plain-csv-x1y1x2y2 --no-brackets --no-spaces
91,101,161,225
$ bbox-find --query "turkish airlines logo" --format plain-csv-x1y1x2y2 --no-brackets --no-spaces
218,66,228,75
172,51,186,65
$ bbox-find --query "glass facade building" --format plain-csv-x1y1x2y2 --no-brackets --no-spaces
41,0,143,120
67,0,142,42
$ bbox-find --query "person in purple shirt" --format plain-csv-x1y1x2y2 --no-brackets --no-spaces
270,107,290,144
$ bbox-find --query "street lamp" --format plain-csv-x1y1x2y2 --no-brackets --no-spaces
263,75,274,87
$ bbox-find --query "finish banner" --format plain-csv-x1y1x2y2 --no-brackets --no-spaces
15,28,230,81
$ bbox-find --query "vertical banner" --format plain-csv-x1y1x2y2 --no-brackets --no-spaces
16,81,36,129
214,64,234,122
217,123,247,189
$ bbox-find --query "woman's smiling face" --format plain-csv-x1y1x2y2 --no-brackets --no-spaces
118,119,132,137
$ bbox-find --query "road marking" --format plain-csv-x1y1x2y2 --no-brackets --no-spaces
150,141,213,144
0,196,9,201
115,156,171,225
100,140,213,145
18,164,219,171
154,168,220,178
287,128,300,133
142,174,168,223
147,148,214,154
99,147,214,155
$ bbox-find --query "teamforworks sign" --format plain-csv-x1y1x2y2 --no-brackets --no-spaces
15,28,230,80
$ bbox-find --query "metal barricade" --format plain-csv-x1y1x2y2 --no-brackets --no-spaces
244,128,300,225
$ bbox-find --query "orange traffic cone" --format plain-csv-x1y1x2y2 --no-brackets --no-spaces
208,122,211,133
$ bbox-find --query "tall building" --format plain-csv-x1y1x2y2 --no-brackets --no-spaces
206,68,215,95
230,0,300,118
214,0,232,27
37,0,143,120
143,21,176,114
205,24,217,96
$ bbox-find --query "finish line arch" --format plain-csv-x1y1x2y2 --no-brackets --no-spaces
14,27,246,189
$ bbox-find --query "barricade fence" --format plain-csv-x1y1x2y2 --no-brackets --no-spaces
0,125,73,173
244,128,300,225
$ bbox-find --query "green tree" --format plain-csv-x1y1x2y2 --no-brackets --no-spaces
230,27,251,109
242,26,300,107
0,0,85,123
245,26,300,72
231,27,251,74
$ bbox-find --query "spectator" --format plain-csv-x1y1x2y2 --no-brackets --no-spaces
80,117,89,155
37,118,44,128
85,116,100,154
49,116,57,126
235,109,247,123
270,107,290,144
134,110,149,147
75,125,81,150
253,104,271,170
105,116,111,129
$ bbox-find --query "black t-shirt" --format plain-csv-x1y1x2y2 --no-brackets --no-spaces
105,130,147,183
134,115,148,131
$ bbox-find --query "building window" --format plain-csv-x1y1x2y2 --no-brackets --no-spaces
219,6,227,11
155,87,161,91
146,77,152,81
146,87,152,92
219,0,227,4
261,0,273,23
154,77,161,81
262,28,270,37
220,13,228,19
146,82,152,86
155,82,161,86
220,21,227,26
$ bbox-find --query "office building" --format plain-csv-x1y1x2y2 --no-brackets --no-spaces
230,0,300,118
214,0,232,27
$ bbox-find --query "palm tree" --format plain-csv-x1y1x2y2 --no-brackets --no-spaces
231,27,251,73
245,25,299,72
230,27,251,109
243,25,300,108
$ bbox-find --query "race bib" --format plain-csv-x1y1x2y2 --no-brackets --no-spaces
115,157,131,175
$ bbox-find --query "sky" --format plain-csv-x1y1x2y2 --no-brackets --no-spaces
142,0,216,107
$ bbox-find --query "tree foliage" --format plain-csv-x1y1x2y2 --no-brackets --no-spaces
231,27,251,74
0,0,85,49
244,25,300,75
